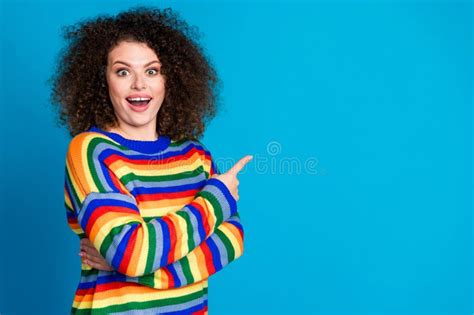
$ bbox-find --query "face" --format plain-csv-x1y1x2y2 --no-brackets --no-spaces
105,40,165,131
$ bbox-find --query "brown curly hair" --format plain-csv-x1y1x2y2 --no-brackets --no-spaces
49,6,221,141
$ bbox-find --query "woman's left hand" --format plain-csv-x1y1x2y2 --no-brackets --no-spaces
79,238,114,271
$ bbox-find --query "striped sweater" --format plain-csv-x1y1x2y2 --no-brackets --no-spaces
64,125,244,314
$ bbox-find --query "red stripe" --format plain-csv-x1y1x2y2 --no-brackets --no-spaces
200,241,216,275
191,202,211,237
163,268,174,287
95,281,142,292
136,189,199,203
84,205,138,236
118,226,138,274
107,167,126,193
103,147,202,166
75,287,95,296
162,217,177,264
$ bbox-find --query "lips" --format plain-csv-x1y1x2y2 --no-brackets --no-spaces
126,98,152,113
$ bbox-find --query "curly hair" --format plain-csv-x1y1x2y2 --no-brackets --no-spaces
49,6,221,141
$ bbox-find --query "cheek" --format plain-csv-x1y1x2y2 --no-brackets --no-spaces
108,79,126,99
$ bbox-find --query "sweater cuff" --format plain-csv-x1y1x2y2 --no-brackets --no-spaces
201,178,237,222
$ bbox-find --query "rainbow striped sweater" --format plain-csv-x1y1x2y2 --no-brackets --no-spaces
64,126,244,314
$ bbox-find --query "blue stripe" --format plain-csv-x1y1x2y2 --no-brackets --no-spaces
158,219,171,267
228,220,243,232
79,197,138,230
77,281,96,290
206,236,223,271
161,301,206,314
166,263,181,287
187,204,206,242
112,223,138,269
96,274,127,284
98,149,122,193
206,178,237,215
130,181,206,195
92,141,204,162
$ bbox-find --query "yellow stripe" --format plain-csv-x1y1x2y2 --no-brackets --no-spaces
91,281,205,307
201,198,217,236
219,224,243,256
185,250,203,283
111,156,203,178
93,213,142,252
139,195,196,217
129,221,148,276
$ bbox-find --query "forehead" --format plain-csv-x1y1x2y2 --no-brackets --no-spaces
107,41,160,64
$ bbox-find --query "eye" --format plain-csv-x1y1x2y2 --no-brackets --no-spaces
116,69,129,76
147,68,160,75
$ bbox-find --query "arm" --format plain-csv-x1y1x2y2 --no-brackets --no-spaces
115,213,244,289
120,147,245,289
65,133,237,277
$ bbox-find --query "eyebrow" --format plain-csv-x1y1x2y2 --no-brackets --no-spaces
112,60,161,67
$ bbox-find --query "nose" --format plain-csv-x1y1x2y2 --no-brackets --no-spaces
132,73,146,90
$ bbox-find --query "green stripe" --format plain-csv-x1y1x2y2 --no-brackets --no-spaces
65,168,81,212
175,211,195,250
179,256,195,285
79,290,205,314
197,190,223,225
86,138,108,192
99,222,141,261
145,221,156,274
121,167,204,185
80,268,99,277
215,228,235,261
138,272,155,287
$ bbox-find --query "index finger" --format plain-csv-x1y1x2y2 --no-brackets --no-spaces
228,155,253,176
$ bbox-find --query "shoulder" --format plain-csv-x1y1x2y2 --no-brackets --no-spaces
66,130,113,165
170,138,217,174
169,137,213,158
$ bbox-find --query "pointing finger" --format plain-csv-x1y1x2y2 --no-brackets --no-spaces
228,155,253,176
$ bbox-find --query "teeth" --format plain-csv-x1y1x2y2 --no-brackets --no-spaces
127,97,151,101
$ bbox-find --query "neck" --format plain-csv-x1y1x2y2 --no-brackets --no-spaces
109,123,158,141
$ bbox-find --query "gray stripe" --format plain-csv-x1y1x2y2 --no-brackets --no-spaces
202,183,233,221
80,274,99,283
150,219,164,270
78,192,137,221
105,224,133,264
209,232,228,266
166,140,201,154
172,261,188,287
185,205,202,246
108,293,205,315
92,143,115,191
125,171,206,190
65,175,79,211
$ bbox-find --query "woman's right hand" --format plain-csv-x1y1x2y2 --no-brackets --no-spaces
210,155,253,201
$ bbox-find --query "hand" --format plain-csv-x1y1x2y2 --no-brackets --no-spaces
210,155,253,201
79,238,114,271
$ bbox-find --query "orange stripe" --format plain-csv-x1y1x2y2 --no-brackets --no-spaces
89,210,141,242
127,223,144,276
108,150,202,172
193,246,209,278
167,214,183,260
223,223,244,252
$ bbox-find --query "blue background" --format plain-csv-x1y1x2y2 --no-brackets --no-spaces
0,0,472,314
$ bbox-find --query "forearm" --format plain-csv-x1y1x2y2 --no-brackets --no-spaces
119,213,244,289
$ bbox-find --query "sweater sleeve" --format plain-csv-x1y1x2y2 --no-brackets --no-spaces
104,213,244,289
65,134,237,277
115,145,245,289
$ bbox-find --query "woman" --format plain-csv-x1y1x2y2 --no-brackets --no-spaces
50,6,252,314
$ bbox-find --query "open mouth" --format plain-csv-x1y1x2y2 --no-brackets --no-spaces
126,97,152,106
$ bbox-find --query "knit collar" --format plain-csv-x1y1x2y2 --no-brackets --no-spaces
88,125,171,154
